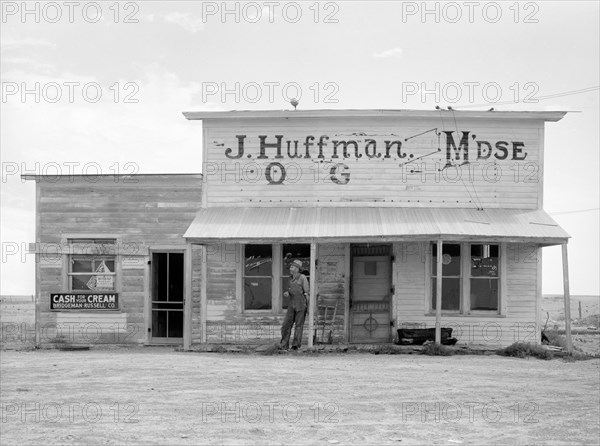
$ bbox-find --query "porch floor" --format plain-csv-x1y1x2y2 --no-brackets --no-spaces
182,342,503,354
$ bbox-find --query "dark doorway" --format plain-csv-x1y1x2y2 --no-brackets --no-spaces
151,252,184,343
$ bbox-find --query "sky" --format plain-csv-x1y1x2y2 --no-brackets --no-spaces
1,0,599,296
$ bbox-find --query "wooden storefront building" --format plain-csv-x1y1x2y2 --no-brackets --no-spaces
25,109,573,349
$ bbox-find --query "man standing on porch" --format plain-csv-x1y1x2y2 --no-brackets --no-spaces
280,259,310,351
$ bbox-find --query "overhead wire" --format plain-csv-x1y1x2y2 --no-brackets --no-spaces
437,85,599,211
452,85,599,109
434,107,482,209
549,208,600,216
448,108,485,210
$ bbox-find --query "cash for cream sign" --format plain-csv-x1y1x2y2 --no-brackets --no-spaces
213,130,530,185
51,294,119,310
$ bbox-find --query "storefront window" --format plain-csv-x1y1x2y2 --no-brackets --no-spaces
243,244,272,310
242,244,312,312
470,244,499,311
431,243,461,311
68,239,116,291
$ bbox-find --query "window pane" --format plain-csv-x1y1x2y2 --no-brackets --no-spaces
71,274,114,291
282,244,310,309
73,258,114,272
93,259,114,273
152,311,167,338
153,253,168,301
168,311,184,337
471,244,499,277
168,253,184,302
94,243,116,255
470,279,498,310
432,244,461,276
364,261,377,276
245,245,272,277
72,259,92,273
432,278,461,310
282,244,310,274
475,244,498,257
244,277,272,310
72,275,93,290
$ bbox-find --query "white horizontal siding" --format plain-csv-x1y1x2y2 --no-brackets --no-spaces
393,242,540,347
204,118,542,209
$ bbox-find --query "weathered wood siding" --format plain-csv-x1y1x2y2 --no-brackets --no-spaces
191,244,204,344
315,243,346,343
200,242,347,344
393,242,540,347
203,117,543,209
197,239,538,347
35,174,203,347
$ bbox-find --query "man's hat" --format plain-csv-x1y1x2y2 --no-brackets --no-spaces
290,259,303,269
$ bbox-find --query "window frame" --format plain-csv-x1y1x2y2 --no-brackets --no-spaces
66,238,119,292
62,233,123,296
430,242,462,313
242,244,275,312
427,241,504,316
467,243,500,314
241,243,311,314
280,243,311,311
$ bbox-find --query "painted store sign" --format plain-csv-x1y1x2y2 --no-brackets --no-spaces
50,293,119,310
217,130,531,185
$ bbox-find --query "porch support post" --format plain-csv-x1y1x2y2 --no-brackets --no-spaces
561,242,573,353
183,241,193,350
308,243,317,348
201,244,207,343
435,239,443,344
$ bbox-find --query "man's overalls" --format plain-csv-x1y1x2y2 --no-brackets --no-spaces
280,277,307,349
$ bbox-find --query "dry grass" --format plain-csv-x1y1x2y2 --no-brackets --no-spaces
497,342,554,360
421,342,455,356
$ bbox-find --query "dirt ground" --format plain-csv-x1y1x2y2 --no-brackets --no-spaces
1,348,599,446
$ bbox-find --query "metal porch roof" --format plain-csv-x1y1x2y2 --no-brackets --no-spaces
184,207,569,246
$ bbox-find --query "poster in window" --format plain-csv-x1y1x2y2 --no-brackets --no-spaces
95,275,114,289
85,260,114,290
471,257,498,277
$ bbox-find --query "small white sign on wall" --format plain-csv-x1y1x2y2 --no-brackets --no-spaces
122,257,146,269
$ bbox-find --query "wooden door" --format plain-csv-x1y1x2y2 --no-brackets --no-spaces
350,255,392,343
